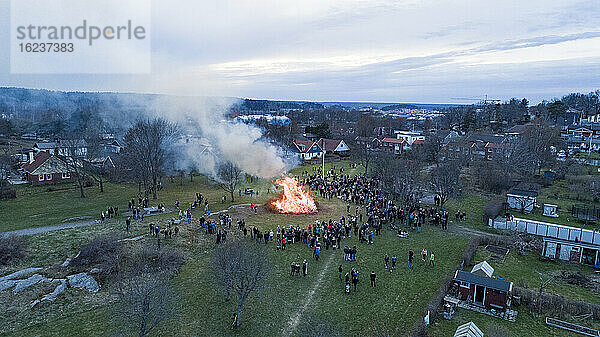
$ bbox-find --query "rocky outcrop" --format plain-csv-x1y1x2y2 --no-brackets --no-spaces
13,274,50,294
0,268,42,282
30,279,67,308
66,273,99,292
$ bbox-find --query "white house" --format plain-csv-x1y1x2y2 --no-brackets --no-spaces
395,130,425,145
316,138,350,157
293,139,323,161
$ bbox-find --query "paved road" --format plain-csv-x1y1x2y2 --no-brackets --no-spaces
0,220,100,238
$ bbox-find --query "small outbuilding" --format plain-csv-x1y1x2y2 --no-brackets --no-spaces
543,204,559,217
506,182,541,213
470,261,494,278
454,270,513,310
453,321,484,337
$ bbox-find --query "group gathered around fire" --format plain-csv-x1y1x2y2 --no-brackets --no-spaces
114,164,457,294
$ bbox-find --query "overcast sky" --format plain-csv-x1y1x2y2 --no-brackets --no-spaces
1,0,599,103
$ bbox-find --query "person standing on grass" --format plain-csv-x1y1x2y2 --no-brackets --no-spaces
338,265,343,281
126,217,131,233
370,271,376,287
391,255,397,269
384,254,390,269
302,259,308,277
351,269,359,291
408,250,414,271
422,248,428,262
429,252,435,267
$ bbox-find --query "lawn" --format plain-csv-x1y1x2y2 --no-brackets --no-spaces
428,304,593,337
0,175,273,232
1,170,470,337
513,179,599,230
471,246,600,305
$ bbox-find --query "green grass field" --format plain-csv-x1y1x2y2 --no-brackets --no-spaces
428,305,592,337
3,160,596,337
0,175,273,232
513,179,600,230
1,161,472,337
472,246,599,304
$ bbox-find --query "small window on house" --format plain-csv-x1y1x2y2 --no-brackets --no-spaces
62,172,70,179
460,281,470,288
38,175,44,181
46,174,52,180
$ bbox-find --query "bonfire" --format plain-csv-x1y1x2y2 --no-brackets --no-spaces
271,177,317,214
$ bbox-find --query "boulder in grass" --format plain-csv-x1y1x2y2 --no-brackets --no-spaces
67,272,99,292
0,279,16,292
13,274,50,293
31,279,67,308
0,267,42,282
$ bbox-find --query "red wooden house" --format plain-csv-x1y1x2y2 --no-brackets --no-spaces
20,152,75,185
453,270,513,310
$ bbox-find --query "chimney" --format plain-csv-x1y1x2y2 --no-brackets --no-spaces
28,151,34,164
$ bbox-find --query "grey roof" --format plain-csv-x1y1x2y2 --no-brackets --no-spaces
466,133,505,144
507,189,538,198
35,142,58,149
454,270,512,292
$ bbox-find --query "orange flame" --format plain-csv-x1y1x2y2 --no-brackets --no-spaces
271,177,317,214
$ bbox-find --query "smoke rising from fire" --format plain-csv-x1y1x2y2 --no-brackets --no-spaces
144,95,296,179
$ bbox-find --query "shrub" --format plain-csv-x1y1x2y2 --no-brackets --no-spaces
0,235,27,266
483,199,504,222
71,234,121,269
129,245,184,277
0,186,16,200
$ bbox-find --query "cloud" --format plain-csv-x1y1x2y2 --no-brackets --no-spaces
0,0,598,103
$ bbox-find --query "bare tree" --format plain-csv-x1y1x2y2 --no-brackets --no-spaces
123,118,179,199
430,160,462,209
85,136,110,193
217,162,242,202
538,272,555,296
212,240,268,328
508,120,561,176
352,141,378,177
373,154,423,206
58,139,90,198
115,272,176,337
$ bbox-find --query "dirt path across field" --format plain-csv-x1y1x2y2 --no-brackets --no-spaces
448,223,505,239
1,203,254,238
282,252,335,336
0,220,100,238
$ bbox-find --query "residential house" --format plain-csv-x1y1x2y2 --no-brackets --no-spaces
20,152,75,185
436,129,460,146
484,142,511,161
394,130,425,145
34,139,88,158
316,138,350,157
380,138,406,155
454,270,513,310
463,133,507,162
293,139,323,161
354,136,382,149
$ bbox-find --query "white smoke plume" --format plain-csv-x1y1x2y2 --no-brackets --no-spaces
144,95,297,179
